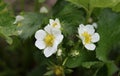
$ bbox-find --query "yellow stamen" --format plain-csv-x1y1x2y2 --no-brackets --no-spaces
52,22,57,27
44,34,55,47
82,32,91,44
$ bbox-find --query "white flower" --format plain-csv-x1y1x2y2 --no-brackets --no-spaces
49,18,61,29
78,24,100,50
35,25,63,57
13,15,24,24
40,6,48,13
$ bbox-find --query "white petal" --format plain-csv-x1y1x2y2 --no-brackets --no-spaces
44,46,57,57
85,43,96,51
85,25,95,34
50,19,54,25
14,15,24,24
44,24,52,33
78,24,85,34
91,33,100,43
92,23,97,29
35,30,46,40
55,34,63,45
55,18,60,23
35,40,46,49
52,28,61,35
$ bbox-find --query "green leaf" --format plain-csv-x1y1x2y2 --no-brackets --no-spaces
0,0,8,14
96,9,120,61
106,61,118,76
55,4,85,36
0,0,18,44
67,0,89,9
81,61,103,69
65,50,96,68
67,0,120,13
44,70,54,76
27,65,47,76
112,3,120,12
18,13,48,39
90,0,120,8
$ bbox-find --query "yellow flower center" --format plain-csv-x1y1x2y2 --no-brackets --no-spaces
44,34,55,47
52,22,57,27
82,32,91,44
54,66,63,76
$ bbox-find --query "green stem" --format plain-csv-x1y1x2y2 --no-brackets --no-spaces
62,57,68,66
85,7,93,24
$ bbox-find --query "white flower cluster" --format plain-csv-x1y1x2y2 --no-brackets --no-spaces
35,18,63,57
34,17,100,57
78,23,100,50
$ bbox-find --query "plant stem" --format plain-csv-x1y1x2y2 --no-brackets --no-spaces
85,7,93,24
62,57,68,66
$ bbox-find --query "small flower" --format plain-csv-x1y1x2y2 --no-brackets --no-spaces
17,30,22,35
49,18,61,29
71,50,79,56
57,49,62,56
92,23,97,29
78,24,100,50
35,25,63,57
54,66,63,76
40,6,48,13
13,15,24,24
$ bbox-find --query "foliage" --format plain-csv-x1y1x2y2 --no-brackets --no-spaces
0,0,120,76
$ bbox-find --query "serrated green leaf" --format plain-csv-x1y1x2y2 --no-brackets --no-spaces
67,0,89,9
55,4,85,36
18,13,48,39
67,0,120,13
96,9,120,61
65,50,96,68
0,0,18,44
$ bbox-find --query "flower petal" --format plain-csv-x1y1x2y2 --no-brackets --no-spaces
55,18,60,22
13,15,24,24
92,23,97,29
55,34,63,45
44,46,57,57
85,43,96,51
50,19,54,25
85,25,95,34
44,24,52,33
91,33,100,43
52,28,61,35
78,24,85,34
35,30,46,40
35,40,46,49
